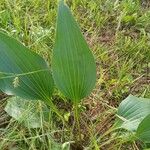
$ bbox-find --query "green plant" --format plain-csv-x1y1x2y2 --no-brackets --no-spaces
0,0,96,141
114,95,150,146
0,0,150,149
52,0,96,139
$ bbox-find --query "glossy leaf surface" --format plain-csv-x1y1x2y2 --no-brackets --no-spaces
0,32,54,100
52,1,96,102
115,95,150,132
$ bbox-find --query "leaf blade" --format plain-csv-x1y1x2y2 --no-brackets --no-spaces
5,97,50,128
136,114,150,143
115,95,150,132
0,31,54,100
52,1,96,101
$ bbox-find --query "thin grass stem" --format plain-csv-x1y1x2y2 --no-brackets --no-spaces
45,98,65,124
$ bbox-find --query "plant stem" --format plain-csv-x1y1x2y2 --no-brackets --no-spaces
45,98,64,124
74,101,81,141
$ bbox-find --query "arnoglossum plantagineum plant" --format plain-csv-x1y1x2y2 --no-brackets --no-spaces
0,0,150,147
52,0,96,138
0,0,96,137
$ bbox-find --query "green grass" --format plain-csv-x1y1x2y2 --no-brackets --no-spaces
0,0,150,149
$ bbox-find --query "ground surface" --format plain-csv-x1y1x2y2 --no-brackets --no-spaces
0,0,150,150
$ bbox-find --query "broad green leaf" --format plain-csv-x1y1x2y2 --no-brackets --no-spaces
0,31,54,100
115,95,150,132
137,114,150,143
52,1,96,102
5,97,50,128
